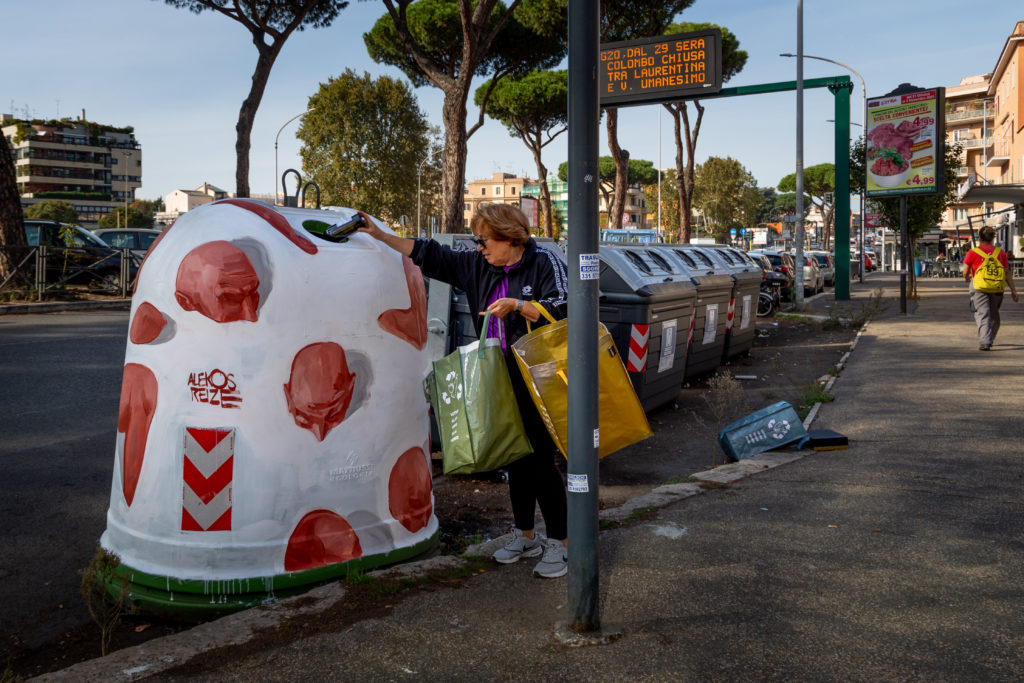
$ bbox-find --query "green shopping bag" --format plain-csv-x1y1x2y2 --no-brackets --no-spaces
429,312,533,474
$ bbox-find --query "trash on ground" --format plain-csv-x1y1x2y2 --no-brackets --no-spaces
717,401,808,462
797,429,849,451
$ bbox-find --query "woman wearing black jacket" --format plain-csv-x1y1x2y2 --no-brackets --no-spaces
357,204,570,578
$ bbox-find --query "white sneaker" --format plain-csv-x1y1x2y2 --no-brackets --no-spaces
492,529,543,564
533,538,567,578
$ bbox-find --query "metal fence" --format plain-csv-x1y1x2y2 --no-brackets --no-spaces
0,245,136,300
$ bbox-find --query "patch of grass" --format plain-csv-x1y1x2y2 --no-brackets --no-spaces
627,506,657,521
798,380,835,418
599,519,620,530
664,475,700,485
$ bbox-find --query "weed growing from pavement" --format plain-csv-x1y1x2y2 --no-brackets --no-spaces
798,382,835,418
665,475,700,485
821,287,889,330
79,547,132,657
703,371,744,467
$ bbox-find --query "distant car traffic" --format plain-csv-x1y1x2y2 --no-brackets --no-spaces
93,228,162,260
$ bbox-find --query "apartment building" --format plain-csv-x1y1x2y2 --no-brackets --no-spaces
463,172,531,228
2,112,141,226
944,21,1024,248
520,177,568,234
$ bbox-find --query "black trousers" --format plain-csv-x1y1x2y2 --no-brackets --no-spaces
504,353,568,541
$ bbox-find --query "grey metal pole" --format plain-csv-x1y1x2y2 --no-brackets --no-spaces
275,111,306,206
900,195,908,314
566,0,601,633
783,54,867,284
794,0,805,306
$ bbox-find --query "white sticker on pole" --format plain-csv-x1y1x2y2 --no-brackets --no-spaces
593,427,600,448
568,473,589,493
580,253,600,280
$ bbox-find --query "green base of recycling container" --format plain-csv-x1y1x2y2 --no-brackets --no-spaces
106,531,438,621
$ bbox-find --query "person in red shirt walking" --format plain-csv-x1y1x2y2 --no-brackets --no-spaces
962,226,1019,350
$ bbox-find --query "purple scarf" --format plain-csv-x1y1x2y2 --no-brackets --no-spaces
485,259,521,352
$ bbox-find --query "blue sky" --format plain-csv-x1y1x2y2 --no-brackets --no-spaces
4,1,1021,205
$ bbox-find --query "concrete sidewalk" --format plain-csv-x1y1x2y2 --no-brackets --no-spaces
37,274,1024,681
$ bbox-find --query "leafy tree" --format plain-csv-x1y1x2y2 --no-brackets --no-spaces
24,200,80,225
662,22,747,242
752,187,777,227
476,70,567,237
131,198,164,222
160,1,349,198
851,136,963,294
0,128,25,277
523,0,696,231
365,0,564,233
777,163,836,249
557,156,657,225
298,69,434,223
644,168,681,242
98,207,151,229
693,156,760,243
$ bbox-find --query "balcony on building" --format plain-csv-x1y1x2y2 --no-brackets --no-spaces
946,100,996,124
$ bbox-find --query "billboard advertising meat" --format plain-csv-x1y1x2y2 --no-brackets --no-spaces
865,87,945,197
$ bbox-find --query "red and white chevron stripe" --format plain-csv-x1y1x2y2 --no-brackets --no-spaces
182,427,233,532
725,297,736,331
685,314,695,357
627,324,649,372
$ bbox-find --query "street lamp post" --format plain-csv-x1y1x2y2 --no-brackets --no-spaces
115,148,131,228
781,52,867,282
275,111,307,206
417,160,426,236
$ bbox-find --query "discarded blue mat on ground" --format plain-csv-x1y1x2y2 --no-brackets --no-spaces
718,401,807,462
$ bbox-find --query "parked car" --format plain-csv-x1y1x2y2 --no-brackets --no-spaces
749,252,788,315
791,252,825,295
748,249,796,300
854,250,877,272
93,228,162,260
21,219,134,288
807,250,835,286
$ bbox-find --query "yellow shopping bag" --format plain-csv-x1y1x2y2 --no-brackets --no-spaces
511,302,651,458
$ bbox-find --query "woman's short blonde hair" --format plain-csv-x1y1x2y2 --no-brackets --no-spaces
470,204,531,246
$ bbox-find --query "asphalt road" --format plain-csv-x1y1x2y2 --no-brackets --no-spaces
0,310,129,651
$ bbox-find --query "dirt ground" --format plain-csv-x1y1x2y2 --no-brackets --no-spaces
6,312,858,679
431,312,859,552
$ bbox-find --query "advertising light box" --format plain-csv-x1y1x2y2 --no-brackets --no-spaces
866,87,946,197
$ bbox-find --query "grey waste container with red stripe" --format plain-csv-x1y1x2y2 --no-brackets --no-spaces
691,245,762,360
597,244,696,411
649,245,734,380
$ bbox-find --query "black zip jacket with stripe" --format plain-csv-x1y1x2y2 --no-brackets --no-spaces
409,237,569,349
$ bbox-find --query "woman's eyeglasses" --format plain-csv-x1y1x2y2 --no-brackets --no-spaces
471,236,490,247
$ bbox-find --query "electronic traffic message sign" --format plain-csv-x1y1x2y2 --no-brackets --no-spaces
600,29,722,107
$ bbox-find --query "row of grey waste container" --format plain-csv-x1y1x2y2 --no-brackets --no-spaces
423,235,762,413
